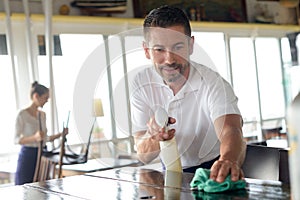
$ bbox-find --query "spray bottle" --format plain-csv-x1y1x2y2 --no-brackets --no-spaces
155,107,182,172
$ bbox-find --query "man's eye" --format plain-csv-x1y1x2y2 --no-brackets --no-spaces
174,45,184,51
153,47,165,52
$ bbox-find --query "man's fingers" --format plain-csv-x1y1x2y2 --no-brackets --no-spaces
168,117,176,124
210,160,242,183
229,163,240,182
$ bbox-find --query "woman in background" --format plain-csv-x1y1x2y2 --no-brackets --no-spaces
14,81,67,185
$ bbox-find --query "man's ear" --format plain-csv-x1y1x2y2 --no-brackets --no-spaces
143,41,151,59
189,36,194,55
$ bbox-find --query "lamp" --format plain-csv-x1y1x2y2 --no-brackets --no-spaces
91,98,104,132
62,99,104,164
93,98,104,117
85,98,104,158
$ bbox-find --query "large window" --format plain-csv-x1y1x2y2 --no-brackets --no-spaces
256,38,285,124
1,16,299,157
38,34,110,144
230,37,289,140
230,37,262,139
192,32,228,81
0,55,17,153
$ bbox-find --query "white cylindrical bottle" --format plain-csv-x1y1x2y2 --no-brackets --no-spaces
155,107,182,172
159,138,182,172
287,92,300,200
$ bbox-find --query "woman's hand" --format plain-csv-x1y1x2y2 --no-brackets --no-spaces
34,130,44,142
62,127,69,136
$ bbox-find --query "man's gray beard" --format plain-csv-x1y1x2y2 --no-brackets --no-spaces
165,63,188,83
166,73,183,83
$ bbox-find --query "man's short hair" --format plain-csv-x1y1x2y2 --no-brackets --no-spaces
143,5,191,39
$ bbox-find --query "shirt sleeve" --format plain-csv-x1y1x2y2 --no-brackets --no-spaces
14,111,24,144
40,111,49,142
207,71,241,122
130,76,152,135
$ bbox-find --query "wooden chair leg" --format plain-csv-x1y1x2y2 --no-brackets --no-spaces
40,157,46,181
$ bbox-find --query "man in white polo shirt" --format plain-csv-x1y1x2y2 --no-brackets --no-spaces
130,5,246,183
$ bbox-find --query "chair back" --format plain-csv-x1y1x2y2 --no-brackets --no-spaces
33,134,65,182
242,144,289,183
279,148,290,184
33,156,57,182
57,131,66,178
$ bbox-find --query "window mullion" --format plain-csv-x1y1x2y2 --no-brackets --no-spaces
104,35,117,157
120,35,135,153
4,0,20,109
224,33,233,86
253,38,264,141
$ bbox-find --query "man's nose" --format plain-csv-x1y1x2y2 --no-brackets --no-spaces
165,50,176,64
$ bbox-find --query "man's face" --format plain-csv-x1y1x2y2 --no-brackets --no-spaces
143,26,194,83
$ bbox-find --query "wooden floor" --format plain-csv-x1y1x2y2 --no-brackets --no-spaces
0,172,15,186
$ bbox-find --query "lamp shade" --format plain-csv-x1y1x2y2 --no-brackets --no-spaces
93,98,104,117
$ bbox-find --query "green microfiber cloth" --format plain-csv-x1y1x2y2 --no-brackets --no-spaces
190,168,246,193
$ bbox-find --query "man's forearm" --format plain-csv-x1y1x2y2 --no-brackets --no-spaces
219,130,246,166
214,114,246,166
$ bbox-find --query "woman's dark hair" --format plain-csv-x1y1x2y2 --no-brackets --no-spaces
30,81,49,98
143,5,191,37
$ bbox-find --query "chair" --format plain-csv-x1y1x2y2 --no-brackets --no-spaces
247,140,267,146
33,113,53,182
262,127,282,140
33,122,100,182
279,148,290,184
33,155,58,181
242,144,290,184
33,135,65,182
